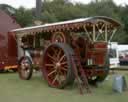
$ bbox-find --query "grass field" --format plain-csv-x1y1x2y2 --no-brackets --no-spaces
0,71,128,102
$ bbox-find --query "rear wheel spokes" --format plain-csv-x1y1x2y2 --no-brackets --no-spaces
59,55,66,62
52,75,57,85
51,47,58,56
51,72,66,85
60,61,67,65
57,49,62,60
48,70,56,77
47,48,68,86
58,69,66,82
57,74,62,85
47,53,57,62
60,66,68,71
45,64,55,67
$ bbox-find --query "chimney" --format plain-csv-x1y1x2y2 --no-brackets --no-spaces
36,0,42,18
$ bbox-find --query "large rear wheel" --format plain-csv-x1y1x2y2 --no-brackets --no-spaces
42,43,75,89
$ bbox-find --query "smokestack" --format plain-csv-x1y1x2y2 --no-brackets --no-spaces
36,0,42,18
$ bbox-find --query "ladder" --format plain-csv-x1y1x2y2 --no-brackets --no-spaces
70,54,91,94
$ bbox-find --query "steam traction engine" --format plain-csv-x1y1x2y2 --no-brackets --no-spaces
11,16,120,93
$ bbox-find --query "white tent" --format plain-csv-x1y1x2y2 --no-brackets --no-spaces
118,45,128,51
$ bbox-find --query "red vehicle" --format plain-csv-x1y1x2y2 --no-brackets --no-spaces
0,10,20,71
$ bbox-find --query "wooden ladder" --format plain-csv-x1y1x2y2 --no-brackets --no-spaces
70,54,91,94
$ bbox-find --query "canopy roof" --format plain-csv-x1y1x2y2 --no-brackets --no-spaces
11,16,120,36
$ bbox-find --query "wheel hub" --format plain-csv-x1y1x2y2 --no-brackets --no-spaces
21,62,29,70
56,62,61,67
19,57,33,80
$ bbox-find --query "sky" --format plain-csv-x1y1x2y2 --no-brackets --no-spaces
0,0,128,8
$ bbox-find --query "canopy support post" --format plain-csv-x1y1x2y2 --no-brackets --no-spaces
105,24,108,42
83,25,92,42
108,28,117,43
93,24,96,42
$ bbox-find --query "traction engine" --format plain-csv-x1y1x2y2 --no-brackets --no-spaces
11,16,120,93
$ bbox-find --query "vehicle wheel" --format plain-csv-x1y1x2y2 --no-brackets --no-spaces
18,56,33,80
42,43,75,89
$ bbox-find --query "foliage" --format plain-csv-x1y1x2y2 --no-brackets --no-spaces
0,4,16,15
14,7,34,27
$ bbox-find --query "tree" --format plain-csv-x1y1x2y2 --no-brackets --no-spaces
15,7,34,27
0,4,16,15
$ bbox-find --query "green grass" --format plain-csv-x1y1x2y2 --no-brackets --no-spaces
0,71,128,102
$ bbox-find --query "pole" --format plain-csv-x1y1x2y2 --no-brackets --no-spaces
36,0,42,19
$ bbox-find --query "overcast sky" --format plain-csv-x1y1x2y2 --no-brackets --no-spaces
0,0,128,8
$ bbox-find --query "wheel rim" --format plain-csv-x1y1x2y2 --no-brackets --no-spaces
42,43,74,88
19,57,32,79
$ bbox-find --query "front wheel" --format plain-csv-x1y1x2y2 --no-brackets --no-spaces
18,56,33,80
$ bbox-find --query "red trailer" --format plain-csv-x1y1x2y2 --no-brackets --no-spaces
0,10,20,71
